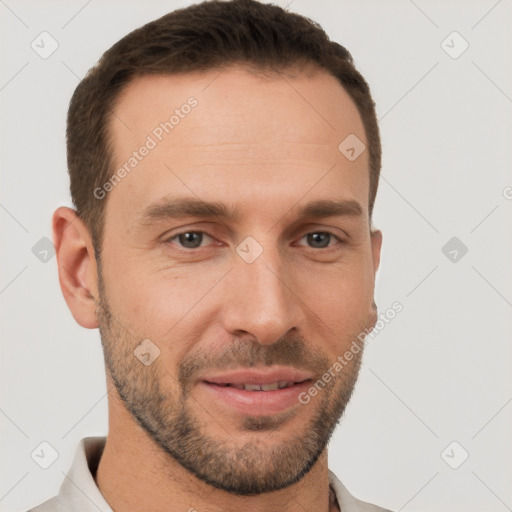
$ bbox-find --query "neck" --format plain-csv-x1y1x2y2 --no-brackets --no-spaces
96,388,335,512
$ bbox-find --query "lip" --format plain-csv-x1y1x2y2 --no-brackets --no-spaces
197,366,314,417
200,366,314,386
198,379,313,416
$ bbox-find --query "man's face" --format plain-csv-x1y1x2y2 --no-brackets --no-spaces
95,65,381,495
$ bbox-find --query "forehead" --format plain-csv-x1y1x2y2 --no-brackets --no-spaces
105,65,369,226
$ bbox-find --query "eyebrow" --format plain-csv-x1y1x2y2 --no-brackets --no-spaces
137,196,364,227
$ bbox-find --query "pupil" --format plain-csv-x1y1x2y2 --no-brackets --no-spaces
180,232,202,248
308,232,329,248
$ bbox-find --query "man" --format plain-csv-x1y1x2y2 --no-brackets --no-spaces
31,0,392,510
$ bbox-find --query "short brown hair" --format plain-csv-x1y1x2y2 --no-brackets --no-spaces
67,0,381,253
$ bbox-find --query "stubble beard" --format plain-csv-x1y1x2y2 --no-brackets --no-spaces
95,269,365,496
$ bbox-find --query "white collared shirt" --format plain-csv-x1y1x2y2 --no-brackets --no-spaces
29,437,392,512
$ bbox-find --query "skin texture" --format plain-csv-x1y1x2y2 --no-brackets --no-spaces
53,64,382,512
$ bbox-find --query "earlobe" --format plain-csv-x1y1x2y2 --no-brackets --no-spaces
52,206,99,329
366,298,378,333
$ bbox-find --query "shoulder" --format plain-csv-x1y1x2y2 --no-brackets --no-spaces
328,469,394,512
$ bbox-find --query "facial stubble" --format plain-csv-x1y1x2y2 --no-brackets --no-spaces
95,266,365,496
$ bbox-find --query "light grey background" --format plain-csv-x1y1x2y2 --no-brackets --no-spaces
1,1,511,511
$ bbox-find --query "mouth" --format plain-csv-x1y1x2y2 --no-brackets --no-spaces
200,366,314,387
197,367,314,416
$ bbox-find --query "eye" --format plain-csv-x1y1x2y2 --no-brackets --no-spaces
297,231,344,249
166,231,216,249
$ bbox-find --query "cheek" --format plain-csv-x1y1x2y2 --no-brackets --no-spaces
302,252,373,295
107,264,218,345
294,261,375,333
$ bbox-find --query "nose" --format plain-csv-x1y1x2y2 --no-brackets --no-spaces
220,245,303,346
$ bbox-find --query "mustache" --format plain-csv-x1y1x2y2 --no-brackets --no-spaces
178,335,330,388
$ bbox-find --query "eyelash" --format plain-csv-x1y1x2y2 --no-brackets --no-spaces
164,230,345,251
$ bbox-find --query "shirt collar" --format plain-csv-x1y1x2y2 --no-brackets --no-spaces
55,436,112,511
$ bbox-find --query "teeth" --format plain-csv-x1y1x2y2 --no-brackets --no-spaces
244,383,263,391
224,381,293,391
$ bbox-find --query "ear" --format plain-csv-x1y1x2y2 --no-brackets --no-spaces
367,228,383,327
370,228,383,277
52,206,99,329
